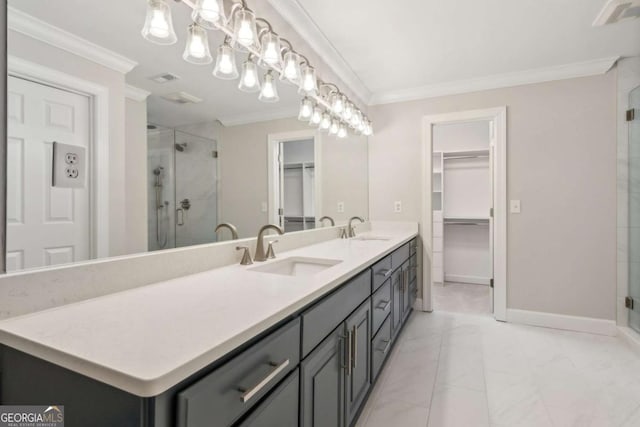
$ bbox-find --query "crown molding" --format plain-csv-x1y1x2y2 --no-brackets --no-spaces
8,7,138,74
125,85,151,102
217,106,299,127
267,0,372,106
370,57,620,105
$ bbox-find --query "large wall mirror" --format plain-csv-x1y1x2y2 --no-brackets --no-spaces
3,0,369,273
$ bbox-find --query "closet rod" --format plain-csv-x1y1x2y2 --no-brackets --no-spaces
444,155,489,160
444,221,489,226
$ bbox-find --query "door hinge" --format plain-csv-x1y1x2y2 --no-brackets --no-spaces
490,278,494,288
626,296,635,310
627,109,636,122
211,150,218,158
489,208,494,218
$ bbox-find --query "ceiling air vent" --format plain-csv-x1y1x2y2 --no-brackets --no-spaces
593,0,640,26
149,73,180,84
161,92,203,105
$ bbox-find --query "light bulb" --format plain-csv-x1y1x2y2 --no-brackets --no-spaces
141,0,177,45
259,71,279,102
338,124,347,138
238,58,261,93
319,113,331,131
310,106,323,125
299,65,317,93
329,119,339,136
233,9,257,50
192,0,221,26
332,94,344,114
213,42,239,79
282,51,301,82
260,33,282,66
363,121,373,136
298,97,313,121
343,102,353,121
183,24,212,64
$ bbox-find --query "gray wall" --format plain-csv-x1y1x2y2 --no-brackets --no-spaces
368,71,617,320
125,98,148,254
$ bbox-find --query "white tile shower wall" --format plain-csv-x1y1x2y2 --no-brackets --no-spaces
147,129,176,251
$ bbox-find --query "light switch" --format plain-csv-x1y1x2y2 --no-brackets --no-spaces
261,202,267,212
337,202,345,213
53,142,86,188
394,201,402,213
510,200,521,214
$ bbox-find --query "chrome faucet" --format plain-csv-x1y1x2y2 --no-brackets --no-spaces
215,223,239,240
348,216,365,238
318,216,335,227
255,224,284,262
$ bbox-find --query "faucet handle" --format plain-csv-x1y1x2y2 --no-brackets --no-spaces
236,246,253,265
340,227,348,239
266,240,279,259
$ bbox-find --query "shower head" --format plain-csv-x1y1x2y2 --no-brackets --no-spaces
153,166,164,176
175,143,187,152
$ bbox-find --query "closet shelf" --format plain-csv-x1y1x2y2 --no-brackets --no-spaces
444,217,490,226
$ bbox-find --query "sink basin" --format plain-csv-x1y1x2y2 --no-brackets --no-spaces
249,257,342,277
352,236,391,242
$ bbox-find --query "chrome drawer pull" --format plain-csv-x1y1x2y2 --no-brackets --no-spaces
351,326,357,369
375,268,392,277
238,359,290,403
376,300,391,311
346,329,352,376
377,339,392,355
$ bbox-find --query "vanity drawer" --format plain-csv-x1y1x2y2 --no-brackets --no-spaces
409,238,418,255
371,255,392,292
302,269,371,357
237,369,299,427
391,243,410,270
176,318,300,427
371,279,392,335
371,315,392,381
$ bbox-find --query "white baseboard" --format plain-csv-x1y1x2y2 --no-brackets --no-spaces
444,274,490,285
619,327,640,356
507,309,617,336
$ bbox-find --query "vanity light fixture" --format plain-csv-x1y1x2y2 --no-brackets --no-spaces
142,0,373,137
142,0,177,45
183,23,213,64
213,37,239,79
259,70,279,102
238,56,261,93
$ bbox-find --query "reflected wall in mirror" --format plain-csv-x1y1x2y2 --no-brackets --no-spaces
4,0,369,273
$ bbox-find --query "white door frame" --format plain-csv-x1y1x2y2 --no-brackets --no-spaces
267,129,322,227
7,55,110,259
421,107,507,321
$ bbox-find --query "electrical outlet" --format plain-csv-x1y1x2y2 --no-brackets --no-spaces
261,202,267,212
510,200,521,214
337,202,345,213
394,201,402,213
53,142,86,188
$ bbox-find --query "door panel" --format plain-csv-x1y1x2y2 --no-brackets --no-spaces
6,76,91,271
629,85,640,333
345,300,371,425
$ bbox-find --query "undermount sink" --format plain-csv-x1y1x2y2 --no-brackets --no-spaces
352,236,391,242
249,257,342,277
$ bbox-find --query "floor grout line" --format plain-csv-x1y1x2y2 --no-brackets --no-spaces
424,321,445,427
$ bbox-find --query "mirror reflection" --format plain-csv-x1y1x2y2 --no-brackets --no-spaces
5,0,369,273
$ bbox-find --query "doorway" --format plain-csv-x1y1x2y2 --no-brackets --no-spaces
268,131,321,232
422,108,507,321
628,85,640,334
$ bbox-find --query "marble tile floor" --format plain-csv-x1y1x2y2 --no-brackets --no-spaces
433,282,492,315
356,311,640,427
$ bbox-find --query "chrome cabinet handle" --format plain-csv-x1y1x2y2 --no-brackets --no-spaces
238,359,290,403
376,300,391,311
351,325,357,369
377,339,392,355
346,329,352,376
375,268,392,277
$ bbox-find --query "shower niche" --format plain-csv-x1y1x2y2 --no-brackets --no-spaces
147,126,218,251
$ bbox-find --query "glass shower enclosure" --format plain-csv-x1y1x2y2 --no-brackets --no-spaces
629,85,640,333
147,126,218,251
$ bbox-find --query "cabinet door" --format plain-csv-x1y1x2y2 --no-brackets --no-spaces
238,369,299,427
344,300,372,425
301,326,345,427
402,262,411,321
391,268,402,335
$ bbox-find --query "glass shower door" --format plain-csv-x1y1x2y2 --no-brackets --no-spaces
629,85,640,333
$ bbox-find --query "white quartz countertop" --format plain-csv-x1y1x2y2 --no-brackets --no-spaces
0,225,417,397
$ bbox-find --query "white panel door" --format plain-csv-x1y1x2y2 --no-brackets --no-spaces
7,76,91,271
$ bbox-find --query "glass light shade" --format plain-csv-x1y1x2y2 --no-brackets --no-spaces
282,51,301,82
213,43,239,79
141,0,177,45
259,71,279,102
238,59,261,93
351,110,363,128
337,123,347,139
342,102,354,121
232,9,258,51
183,24,213,64
331,94,344,114
319,113,331,131
329,119,339,136
192,0,222,27
298,97,313,121
310,106,323,125
363,120,373,136
260,32,282,67
299,65,318,93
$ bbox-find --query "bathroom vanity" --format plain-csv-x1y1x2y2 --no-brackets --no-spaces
0,230,419,427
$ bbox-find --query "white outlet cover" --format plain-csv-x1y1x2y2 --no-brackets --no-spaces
337,202,345,213
53,142,86,188
394,201,402,213
510,199,521,214
261,202,268,212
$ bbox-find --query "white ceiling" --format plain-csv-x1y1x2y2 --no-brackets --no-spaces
8,0,301,128
290,0,640,101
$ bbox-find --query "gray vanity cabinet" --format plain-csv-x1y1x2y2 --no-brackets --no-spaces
301,326,346,427
344,300,372,425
